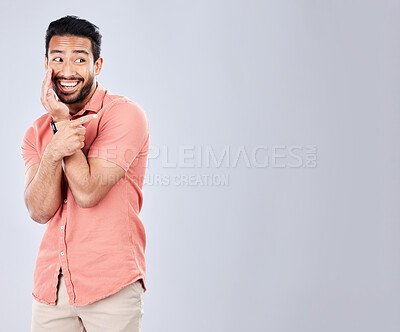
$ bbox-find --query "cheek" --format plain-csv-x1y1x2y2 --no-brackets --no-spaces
86,72,96,82
82,68,93,80
49,64,61,77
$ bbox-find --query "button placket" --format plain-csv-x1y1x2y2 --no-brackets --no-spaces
58,194,76,303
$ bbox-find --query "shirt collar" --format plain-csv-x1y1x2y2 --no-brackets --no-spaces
71,81,106,118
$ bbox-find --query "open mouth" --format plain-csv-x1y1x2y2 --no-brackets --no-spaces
56,80,81,94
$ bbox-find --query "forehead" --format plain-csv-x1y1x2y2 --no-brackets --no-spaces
48,35,92,55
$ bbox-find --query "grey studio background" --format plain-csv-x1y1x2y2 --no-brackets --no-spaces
0,0,399,331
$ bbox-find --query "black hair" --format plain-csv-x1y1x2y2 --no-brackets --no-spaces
45,15,102,62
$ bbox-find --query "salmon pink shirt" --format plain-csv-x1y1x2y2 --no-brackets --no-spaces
21,82,149,306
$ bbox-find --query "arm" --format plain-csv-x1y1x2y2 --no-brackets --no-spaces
23,115,98,221
63,152,125,209
63,102,149,209
23,150,63,224
22,68,69,223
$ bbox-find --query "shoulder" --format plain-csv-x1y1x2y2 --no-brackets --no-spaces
101,91,148,125
23,113,52,139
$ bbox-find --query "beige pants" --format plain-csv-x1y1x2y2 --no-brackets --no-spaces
31,270,144,332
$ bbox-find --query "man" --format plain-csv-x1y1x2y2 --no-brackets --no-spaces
21,15,149,332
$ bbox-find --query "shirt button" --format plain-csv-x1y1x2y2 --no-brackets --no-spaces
64,199,67,203
60,252,65,256
60,226,64,230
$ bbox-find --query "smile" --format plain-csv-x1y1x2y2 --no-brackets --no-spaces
57,80,81,93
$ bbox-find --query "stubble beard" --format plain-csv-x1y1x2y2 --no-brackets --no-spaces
53,75,95,105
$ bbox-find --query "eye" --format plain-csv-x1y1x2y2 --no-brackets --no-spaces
53,57,62,62
75,58,85,63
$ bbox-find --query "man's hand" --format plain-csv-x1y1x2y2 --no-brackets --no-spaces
40,68,69,122
47,114,97,161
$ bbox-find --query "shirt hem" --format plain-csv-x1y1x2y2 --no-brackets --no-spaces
32,292,56,306
70,275,146,306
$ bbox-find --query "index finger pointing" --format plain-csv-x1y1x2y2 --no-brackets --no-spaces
71,114,98,127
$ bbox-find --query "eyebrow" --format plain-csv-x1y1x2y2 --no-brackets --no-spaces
50,50,90,56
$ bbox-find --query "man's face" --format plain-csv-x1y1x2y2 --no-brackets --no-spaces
45,35,102,105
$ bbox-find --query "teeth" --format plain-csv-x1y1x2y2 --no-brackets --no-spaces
60,81,78,87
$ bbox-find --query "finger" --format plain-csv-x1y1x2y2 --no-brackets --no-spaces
40,69,50,105
76,127,86,135
46,88,59,109
41,68,53,109
41,68,51,95
70,114,98,127
45,68,54,100
41,68,52,102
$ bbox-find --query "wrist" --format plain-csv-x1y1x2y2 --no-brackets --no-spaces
50,119,69,134
45,141,64,163
54,119,69,131
52,115,69,122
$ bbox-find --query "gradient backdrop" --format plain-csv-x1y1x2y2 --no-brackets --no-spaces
0,0,399,331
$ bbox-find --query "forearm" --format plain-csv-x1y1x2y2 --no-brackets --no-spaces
33,114,100,209
64,150,125,209
63,150,95,208
24,147,63,223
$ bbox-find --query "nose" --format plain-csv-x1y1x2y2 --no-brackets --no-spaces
59,60,76,78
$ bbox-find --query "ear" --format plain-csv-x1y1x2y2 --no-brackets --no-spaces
44,55,48,71
94,57,103,76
